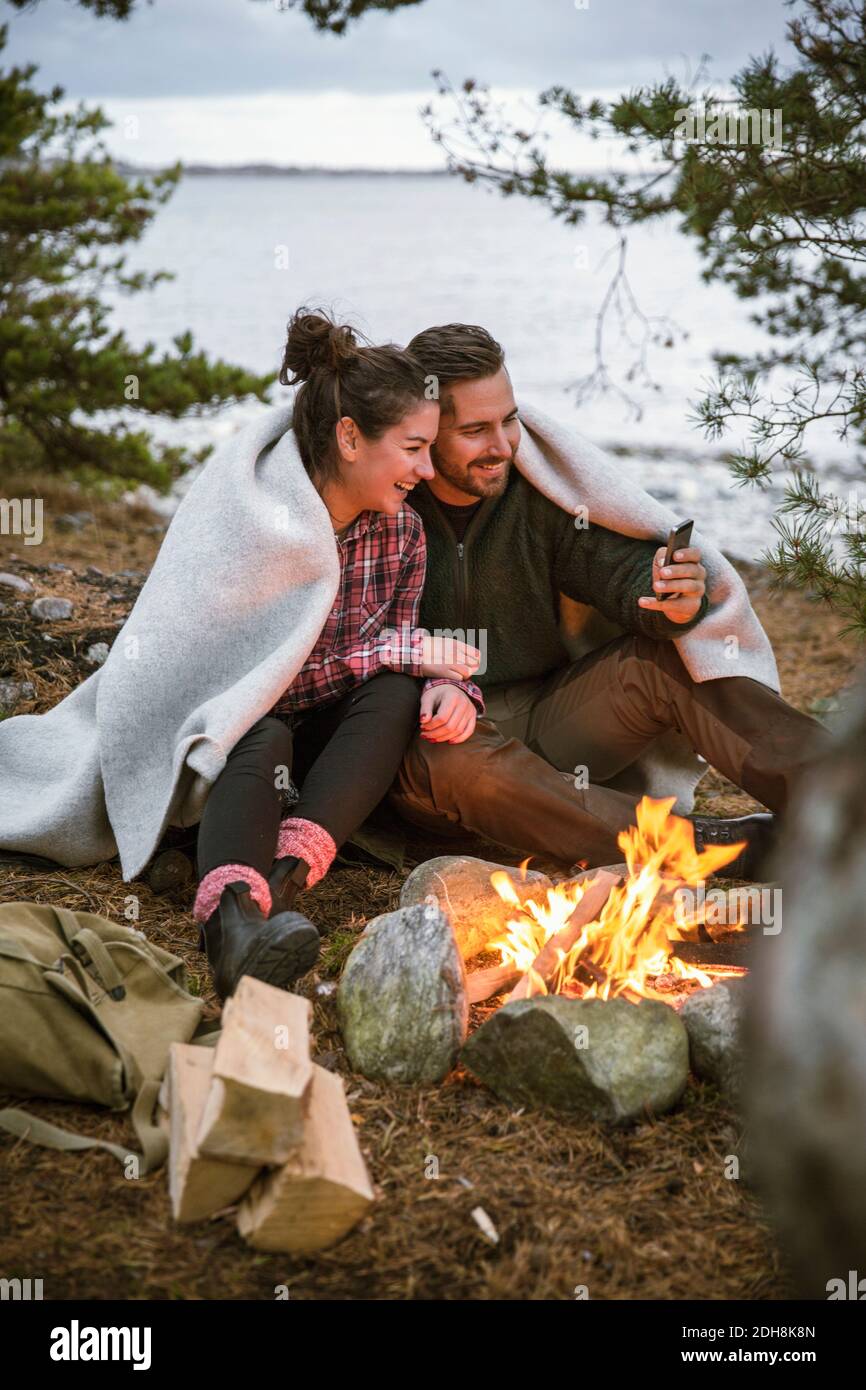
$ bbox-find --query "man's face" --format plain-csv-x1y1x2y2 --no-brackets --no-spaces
428,367,521,504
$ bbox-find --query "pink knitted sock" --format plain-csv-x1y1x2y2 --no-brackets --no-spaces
275,817,337,888
193,863,272,924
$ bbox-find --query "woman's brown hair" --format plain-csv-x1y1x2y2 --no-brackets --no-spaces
279,308,430,487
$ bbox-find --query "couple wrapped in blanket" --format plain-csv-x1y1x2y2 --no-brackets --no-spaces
0,308,829,998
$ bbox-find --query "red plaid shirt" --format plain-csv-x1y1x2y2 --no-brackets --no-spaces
273,505,485,716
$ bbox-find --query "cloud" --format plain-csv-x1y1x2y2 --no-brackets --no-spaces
6,0,795,100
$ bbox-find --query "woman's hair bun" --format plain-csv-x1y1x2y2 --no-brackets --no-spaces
280,307,361,385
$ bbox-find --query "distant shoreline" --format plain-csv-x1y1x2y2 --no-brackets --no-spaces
114,161,451,178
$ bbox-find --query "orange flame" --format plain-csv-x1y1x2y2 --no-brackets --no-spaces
488,795,748,1004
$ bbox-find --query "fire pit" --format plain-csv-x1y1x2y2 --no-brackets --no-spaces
469,795,752,1010
337,796,759,1119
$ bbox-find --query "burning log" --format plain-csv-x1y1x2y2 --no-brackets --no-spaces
505,870,623,1002
572,951,609,991
671,937,755,968
466,962,522,1004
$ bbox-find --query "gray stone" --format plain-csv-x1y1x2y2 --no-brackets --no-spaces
0,571,33,594
0,679,36,713
46,562,70,573
400,855,552,961
85,641,111,666
338,902,467,1084
84,564,105,579
30,596,73,621
461,996,689,1125
55,511,94,532
680,978,748,1100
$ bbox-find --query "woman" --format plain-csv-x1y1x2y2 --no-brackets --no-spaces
192,309,484,999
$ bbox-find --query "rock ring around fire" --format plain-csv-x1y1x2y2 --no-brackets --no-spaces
337,901,468,1084
461,996,690,1125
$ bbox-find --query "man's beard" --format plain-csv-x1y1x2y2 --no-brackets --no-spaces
430,448,513,500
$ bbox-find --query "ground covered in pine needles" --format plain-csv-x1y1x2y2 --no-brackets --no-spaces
0,480,861,1301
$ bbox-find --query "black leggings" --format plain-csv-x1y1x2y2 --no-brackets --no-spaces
196,671,421,881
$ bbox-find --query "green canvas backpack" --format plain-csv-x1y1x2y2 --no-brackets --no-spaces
0,900,213,1174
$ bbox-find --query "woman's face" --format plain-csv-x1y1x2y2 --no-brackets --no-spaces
336,400,439,516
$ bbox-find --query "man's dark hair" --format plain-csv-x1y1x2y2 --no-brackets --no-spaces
406,323,505,397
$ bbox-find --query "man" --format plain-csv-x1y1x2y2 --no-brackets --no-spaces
387,323,830,876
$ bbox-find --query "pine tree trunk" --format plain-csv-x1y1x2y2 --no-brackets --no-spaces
746,663,866,1295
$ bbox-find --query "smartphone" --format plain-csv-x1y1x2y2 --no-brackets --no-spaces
657,518,694,602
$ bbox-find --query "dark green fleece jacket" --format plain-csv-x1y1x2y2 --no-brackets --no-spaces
409,467,708,693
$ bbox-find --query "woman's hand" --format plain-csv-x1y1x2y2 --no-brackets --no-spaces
418,633,481,680
419,686,477,744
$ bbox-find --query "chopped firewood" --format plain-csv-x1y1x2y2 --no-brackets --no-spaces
237,1064,374,1254
166,1044,257,1224
505,869,623,1003
195,977,313,1167
466,962,522,1004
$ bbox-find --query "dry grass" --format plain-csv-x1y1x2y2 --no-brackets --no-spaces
0,489,861,1300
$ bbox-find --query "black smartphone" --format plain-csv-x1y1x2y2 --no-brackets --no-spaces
657,518,694,602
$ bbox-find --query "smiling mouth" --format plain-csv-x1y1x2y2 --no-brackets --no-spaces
394,481,416,493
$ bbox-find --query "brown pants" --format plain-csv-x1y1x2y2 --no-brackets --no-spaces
387,633,830,869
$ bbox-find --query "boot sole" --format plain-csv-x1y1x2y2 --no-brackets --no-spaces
248,925,321,989
217,921,321,998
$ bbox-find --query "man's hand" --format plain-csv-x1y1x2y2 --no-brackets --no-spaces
638,545,707,624
419,685,477,743
418,633,481,680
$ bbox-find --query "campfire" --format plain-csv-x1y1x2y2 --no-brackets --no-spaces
471,796,751,1008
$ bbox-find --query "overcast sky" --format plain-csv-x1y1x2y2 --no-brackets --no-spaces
6,0,797,168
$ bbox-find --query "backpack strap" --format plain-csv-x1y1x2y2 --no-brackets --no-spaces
65,925,127,999
0,1078,167,1175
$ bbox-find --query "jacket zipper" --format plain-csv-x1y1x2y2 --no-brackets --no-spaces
456,541,466,631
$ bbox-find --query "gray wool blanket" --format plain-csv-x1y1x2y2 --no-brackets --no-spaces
0,400,779,880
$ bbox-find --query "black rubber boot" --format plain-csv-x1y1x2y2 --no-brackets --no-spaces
267,855,310,918
688,811,777,880
199,880,320,1001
